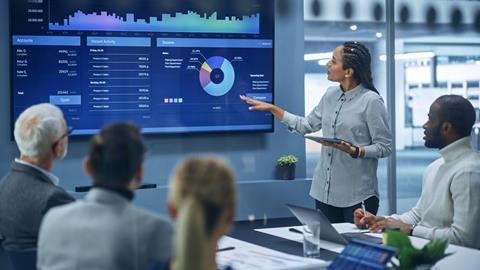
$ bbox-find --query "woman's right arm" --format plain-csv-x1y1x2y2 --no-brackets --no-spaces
239,95,285,120
239,95,323,134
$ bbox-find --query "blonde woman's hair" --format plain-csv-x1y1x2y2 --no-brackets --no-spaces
169,156,236,270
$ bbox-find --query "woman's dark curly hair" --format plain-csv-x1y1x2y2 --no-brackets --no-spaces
342,41,379,95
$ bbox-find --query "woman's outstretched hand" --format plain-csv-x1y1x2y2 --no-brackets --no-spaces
239,95,285,120
239,95,273,111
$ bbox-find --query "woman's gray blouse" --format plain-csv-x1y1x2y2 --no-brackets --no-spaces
282,84,392,207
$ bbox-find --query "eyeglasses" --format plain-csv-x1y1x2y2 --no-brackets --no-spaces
51,126,72,152
59,126,73,140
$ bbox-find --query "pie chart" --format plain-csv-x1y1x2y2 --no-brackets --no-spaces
199,56,235,96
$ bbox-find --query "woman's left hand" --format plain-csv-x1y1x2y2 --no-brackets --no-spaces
318,140,356,155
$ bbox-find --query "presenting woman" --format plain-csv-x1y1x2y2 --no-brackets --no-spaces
240,41,392,223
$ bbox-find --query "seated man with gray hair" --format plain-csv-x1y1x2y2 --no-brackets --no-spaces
0,103,74,251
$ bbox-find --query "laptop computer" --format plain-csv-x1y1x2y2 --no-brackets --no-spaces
286,203,383,245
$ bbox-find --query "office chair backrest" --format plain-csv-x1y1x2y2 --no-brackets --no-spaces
6,249,37,270
0,232,36,270
0,248,15,270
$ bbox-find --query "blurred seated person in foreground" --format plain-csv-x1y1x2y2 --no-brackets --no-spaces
354,95,480,249
167,157,236,270
37,123,173,270
0,103,74,250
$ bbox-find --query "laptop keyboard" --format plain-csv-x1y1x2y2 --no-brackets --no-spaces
342,232,383,245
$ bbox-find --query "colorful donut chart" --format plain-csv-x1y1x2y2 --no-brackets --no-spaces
199,56,235,96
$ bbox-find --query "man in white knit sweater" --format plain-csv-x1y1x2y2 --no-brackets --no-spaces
354,95,480,249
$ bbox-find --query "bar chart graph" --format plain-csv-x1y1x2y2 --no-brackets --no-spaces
49,10,260,34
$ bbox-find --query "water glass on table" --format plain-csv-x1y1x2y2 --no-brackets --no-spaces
302,222,321,258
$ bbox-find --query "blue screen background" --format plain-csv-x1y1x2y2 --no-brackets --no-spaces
11,0,274,135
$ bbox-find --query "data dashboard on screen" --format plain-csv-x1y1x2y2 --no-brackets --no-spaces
11,0,274,135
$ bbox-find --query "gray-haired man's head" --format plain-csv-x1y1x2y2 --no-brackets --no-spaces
14,103,68,161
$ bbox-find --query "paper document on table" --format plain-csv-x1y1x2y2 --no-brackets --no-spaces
333,223,369,234
217,236,329,270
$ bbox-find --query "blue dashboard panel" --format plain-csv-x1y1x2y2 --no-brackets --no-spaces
10,0,274,136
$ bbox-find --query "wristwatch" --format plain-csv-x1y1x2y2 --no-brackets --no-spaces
350,146,360,158
409,224,417,236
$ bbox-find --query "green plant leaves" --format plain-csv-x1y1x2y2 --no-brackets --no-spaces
386,229,452,269
387,229,412,248
277,155,299,166
422,239,452,263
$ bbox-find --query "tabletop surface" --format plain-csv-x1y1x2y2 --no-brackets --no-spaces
230,217,339,261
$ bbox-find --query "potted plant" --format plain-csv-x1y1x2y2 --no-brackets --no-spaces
276,155,298,180
385,229,452,269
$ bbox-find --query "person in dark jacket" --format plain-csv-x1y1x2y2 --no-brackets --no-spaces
0,103,74,251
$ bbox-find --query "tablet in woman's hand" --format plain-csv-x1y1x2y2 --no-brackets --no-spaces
304,135,351,145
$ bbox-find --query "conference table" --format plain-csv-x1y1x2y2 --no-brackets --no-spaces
221,217,480,270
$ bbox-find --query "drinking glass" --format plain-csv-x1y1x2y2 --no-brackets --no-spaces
303,222,321,258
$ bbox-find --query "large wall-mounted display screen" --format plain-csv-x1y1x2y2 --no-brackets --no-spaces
11,0,274,135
